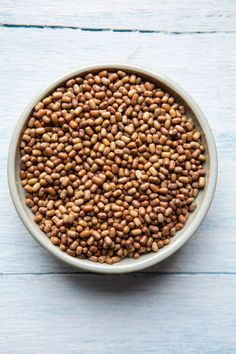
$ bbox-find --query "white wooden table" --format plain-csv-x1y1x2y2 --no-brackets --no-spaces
0,1,236,353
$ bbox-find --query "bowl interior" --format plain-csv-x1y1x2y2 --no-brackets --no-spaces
10,65,215,273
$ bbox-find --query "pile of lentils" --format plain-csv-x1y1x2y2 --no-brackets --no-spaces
20,70,206,264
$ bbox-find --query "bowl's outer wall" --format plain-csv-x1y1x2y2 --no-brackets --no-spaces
8,64,218,274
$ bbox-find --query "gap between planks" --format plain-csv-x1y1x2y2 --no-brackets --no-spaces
0,23,235,34
0,272,236,276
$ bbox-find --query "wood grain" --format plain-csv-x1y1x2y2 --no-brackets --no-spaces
0,3,236,352
0,28,235,274
1,0,236,32
0,274,235,353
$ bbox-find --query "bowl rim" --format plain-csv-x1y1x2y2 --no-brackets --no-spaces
8,63,218,274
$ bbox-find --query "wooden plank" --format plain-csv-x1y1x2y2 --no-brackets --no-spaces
1,0,236,32
0,274,235,353
0,28,236,273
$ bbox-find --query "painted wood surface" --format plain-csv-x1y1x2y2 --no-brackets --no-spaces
0,2,236,353
1,0,236,32
1,274,236,353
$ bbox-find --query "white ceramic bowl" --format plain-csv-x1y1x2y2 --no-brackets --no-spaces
8,64,218,274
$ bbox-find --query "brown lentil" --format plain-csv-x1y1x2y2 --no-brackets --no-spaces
20,70,206,264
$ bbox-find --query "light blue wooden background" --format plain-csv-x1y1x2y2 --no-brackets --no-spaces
0,1,236,353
